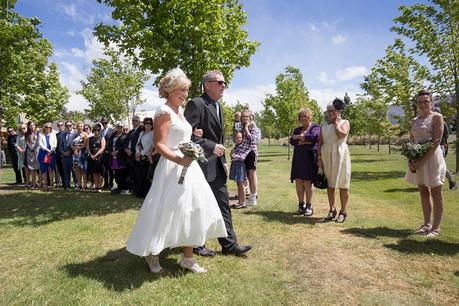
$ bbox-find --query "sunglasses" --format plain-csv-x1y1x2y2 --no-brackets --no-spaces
144,122,153,125
45,126,52,129
207,80,227,86
57,124,64,126
93,129,101,132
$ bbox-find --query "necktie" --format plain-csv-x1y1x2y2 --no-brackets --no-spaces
213,102,220,120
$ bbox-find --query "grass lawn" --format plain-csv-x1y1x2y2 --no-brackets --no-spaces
0,144,458,305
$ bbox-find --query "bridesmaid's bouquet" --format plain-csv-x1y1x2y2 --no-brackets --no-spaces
178,141,207,184
397,140,433,172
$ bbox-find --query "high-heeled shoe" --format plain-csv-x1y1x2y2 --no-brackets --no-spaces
179,256,207,273
145,255,163,273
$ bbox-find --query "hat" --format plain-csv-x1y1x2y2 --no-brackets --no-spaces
115,122,123,127
100,117,109,124
132,115,140,121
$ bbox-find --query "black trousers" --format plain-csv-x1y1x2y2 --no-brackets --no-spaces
114,167,129,191
209,166,238,251
103,154,114,188
55,153,64,185
10,152,22,183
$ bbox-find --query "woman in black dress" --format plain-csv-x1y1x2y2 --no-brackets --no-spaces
86,123,106,192
290,108,320,216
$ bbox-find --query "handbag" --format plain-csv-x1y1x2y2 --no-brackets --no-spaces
43,153,53,165
314,166,328,189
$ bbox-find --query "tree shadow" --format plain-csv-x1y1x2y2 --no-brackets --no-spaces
257,159,272,163
257,152,286,158
342,227,413,239
351,159,387,164
384,239,459,256
384,187,418,193
455,271,459,277
352,171,405,181
61,248,183,291
343,227,459,256
243,210,322,225
0,190,141,227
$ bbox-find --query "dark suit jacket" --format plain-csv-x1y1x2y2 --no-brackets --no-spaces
124,125,143,154
102,127,115,142
108,133,128,167
184,92,226,182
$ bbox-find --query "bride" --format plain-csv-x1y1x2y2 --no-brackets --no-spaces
126,68,227,273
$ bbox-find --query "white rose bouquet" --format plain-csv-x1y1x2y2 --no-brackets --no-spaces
178,141,207,184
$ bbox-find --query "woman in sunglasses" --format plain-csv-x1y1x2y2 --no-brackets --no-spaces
86,123,106,192
15,124,28,185
38,123,57,191
71,122,89,191
25,121,41,188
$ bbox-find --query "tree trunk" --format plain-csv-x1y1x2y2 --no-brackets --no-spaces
455,71,459,174
388,136,391,155
369,134,372,150
377,135,380,152
268,136,271,146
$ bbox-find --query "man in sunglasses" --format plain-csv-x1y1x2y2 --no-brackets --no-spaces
54,121,66,187
184,70,252,257
100,117,115,189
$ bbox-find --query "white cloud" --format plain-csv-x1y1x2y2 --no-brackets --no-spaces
66,31,76,37
310,88,361,110
332,34,347,45
66,93,89,112
224,84,276,112
59,62,86,92
60,4,77,19
318,72,336,85
335,66,368,81
59,3,94,25
307,19,342,32
78,28,107,63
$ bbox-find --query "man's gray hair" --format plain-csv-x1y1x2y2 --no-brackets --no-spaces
201,70,224,88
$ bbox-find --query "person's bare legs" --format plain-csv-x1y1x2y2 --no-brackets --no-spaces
237,181,245,205
295,179,305,203
430,185,443,232
304,180,313,204
247,169,257,195
327,187,336,211
180,246,207,273
418,185,432,227
339,188,349,212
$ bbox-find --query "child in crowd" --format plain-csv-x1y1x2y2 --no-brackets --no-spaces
229,131,247,209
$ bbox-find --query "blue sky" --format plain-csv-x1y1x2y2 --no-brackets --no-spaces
14,0,428,114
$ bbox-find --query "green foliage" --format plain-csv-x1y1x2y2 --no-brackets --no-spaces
392,0,459,171
79,48,148,123
95,0,259,97
0,2,68,127
361,39,429,133
263,66,321,138
256,104,278,140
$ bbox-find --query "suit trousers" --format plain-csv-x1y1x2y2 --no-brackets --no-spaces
209,169,238,251
61,155,73,189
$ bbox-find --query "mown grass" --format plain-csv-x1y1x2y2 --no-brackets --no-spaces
0,144,458,305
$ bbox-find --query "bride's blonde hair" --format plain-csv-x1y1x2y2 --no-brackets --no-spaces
158,68,191,99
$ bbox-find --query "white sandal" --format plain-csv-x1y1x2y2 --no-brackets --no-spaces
179,256,207,273
145,255,163,273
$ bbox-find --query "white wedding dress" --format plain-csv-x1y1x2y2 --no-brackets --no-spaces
126,104,227,256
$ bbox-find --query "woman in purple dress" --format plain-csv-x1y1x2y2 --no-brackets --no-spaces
290,108,320,216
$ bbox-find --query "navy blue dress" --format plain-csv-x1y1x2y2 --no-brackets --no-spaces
290,124,320,182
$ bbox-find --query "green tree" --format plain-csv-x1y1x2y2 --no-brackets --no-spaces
0,0,67,127
256,103,277,145
79,49,149,125
361,39,429,133
95,0,259,97
263,66,321,159
392,0,459,171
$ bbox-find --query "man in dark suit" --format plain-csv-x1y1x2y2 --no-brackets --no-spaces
54,121,66,187
184,70,252,257
124,115,143,194
6,127,24,184
60,121,76,191
101,117,115,189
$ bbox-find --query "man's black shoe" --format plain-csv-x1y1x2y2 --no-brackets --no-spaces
222,245,252,256
193,246,216,257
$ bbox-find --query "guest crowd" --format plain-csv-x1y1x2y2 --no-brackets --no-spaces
4,116,160,197
1,88,453,242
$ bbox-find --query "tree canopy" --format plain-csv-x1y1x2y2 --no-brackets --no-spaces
95,0,259,97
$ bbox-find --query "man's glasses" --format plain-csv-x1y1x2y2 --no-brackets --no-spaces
207,80,227,86
57,124,64,127
144,122,152,125
66,125,73,128
7,130,13,133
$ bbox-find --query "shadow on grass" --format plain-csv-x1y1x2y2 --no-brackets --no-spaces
455,271,459,277
257,159,272,163
384,187,419,193
62,248,183,291
342,227,413,239
384,239,459,256
352,171,405,181
243,210,322,225
351,159,387,164
0,190,141,227
257,152,287,158
343,227,459,256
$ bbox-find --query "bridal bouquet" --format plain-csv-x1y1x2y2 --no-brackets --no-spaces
397,140,433,172
178,141,207,184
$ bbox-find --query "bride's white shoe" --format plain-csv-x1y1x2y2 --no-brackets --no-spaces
145,255,163,273
179,256,207,273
